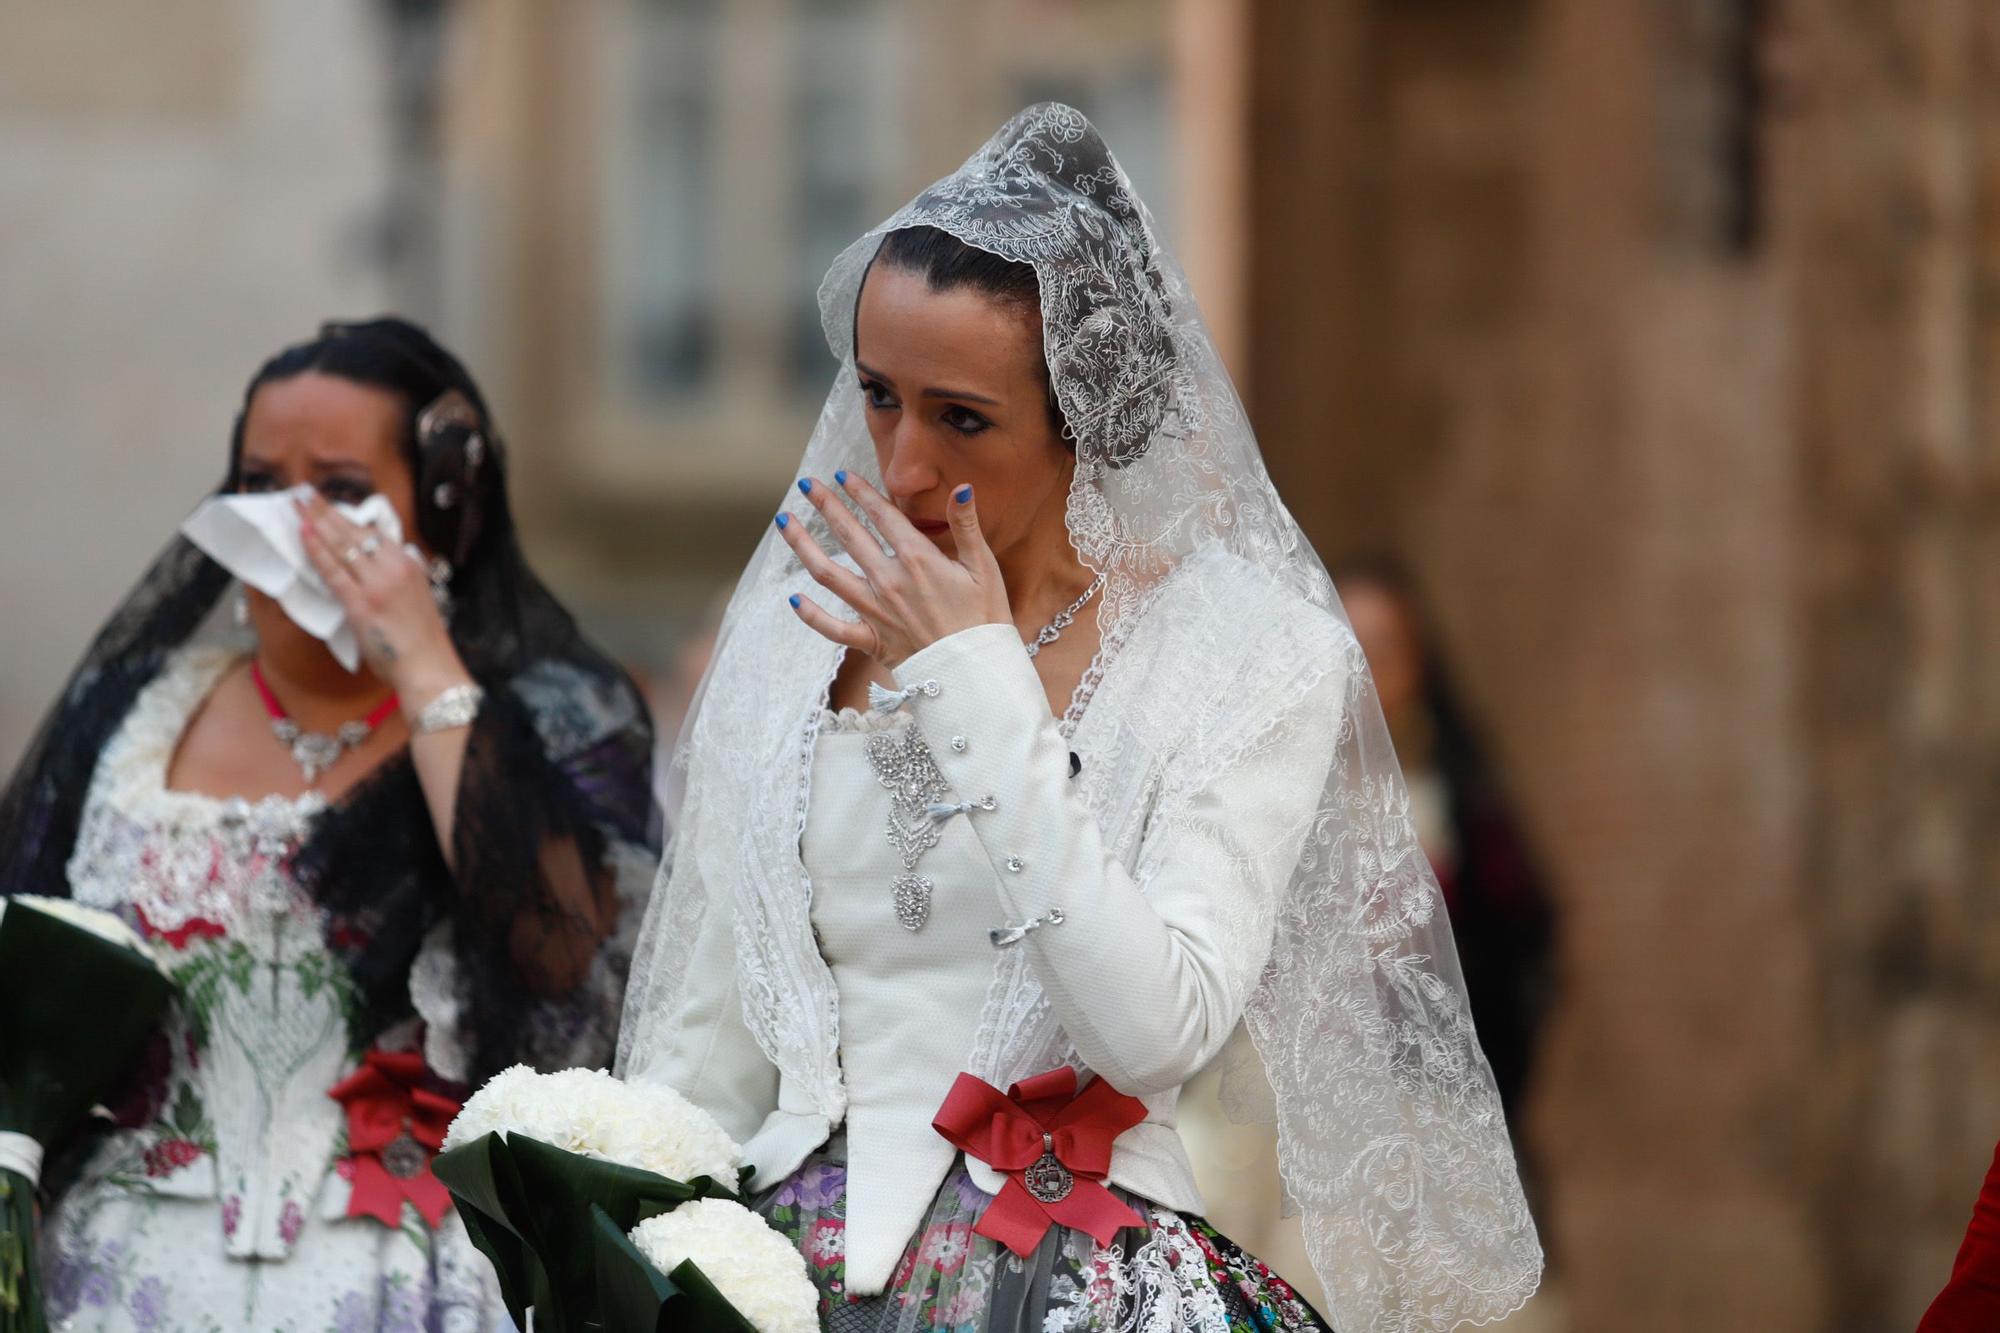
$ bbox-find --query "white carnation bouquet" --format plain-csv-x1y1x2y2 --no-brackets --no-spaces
442,1066,741,1184
0,896,173,1333
434,1066,814,1333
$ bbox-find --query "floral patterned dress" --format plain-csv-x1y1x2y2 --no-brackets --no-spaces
744,709,1333,1333
757,1150,1327,1333
39,650,514,1332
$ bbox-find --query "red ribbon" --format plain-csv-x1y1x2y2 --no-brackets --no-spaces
133,904,227,951
932,1067,1147,1258
327,1048,459,1229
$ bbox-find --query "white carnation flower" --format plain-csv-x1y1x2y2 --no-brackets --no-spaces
443,1067,741,1184
629,1199,819,1333
0,895,162,972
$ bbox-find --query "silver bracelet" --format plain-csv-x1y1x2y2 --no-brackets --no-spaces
413,683,485,735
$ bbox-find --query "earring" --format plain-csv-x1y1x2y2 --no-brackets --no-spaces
427,556,454,619
233,588,250,629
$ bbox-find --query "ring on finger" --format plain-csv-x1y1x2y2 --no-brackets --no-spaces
341,545,364,566
358,534,383,557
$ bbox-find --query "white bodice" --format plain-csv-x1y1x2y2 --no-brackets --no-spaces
65,648,355,1260
61,648,442,1262
797,709,1001,1290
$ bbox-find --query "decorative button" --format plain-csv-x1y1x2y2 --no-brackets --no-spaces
927,795,997,823
1005,856,1025,873
988,907,1066,949
950,735,968,752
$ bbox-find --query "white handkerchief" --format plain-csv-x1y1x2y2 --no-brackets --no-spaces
180,485,408,672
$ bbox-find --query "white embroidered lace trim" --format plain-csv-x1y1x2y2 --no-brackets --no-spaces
66,646,323,932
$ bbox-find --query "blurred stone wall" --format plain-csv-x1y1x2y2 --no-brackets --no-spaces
0,1,393,763
1788,1,2000,1324
1246,0,2000,1328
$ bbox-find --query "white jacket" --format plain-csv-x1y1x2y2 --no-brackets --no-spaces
633,551,1353,1295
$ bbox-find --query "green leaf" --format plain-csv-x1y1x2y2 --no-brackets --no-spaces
431,1133,742,1332
0,906,173,1145
431,1135,541,1327
170,1083,203,1137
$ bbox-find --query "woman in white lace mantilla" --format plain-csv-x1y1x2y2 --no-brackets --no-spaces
0,320,659,1331
618,105,1543,1333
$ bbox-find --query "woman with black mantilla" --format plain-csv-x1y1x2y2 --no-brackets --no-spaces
0,319,658,1330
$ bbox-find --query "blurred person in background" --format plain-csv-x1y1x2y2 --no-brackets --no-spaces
1179,556,1563,1319
0,319,658,1330
1333,555,1559,1177
618,105,1542,1333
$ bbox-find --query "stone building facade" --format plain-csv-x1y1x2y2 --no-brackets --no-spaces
1244,1,2000,1327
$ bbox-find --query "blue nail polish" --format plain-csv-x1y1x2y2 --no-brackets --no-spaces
797,478,813,496
775,512,790,529
835,469,848,485
954,485,973,504
789,593,802,609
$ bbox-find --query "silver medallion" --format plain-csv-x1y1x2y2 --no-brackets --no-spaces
381,1130,428,1180
289,732,344,784
272,717,360,785
1024,1151,1074,1204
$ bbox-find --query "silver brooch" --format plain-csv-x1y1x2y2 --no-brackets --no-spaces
864,727,954,931
381,1128,428,1180
1024,1133,1074,1203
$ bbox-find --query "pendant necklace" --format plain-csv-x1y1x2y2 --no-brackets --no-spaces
250,660,399,786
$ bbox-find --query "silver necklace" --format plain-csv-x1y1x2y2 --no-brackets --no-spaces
1022,574,1105,659
251,660,397,786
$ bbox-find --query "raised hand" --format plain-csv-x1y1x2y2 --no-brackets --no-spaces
776,473,1010,667
296,491,472,708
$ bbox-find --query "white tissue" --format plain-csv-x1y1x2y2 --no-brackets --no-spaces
180,484,408,672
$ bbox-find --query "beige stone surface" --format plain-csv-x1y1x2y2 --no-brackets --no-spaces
1241,0,2000,1327
0,2,392,765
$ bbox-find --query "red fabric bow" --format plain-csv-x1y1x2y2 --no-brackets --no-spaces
327,1048,459,1229
932,1067,1147,1257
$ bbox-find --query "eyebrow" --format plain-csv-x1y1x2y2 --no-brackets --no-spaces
237,452,374,477
856,360,1002,408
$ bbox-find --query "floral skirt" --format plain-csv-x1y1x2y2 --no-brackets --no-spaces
753,1150,1332,1333
39,1154,507,1333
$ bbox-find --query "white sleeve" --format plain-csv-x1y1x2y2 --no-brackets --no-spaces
618,840,780,1147
892,622,1343,1096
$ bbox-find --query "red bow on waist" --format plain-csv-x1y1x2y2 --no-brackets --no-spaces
327,1048,460,1229
932,1067,1147,1258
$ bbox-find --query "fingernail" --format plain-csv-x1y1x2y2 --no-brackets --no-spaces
775,513,790,530
797,478,813,496
834,469,848,485
954,485,973,504
789,593,802,609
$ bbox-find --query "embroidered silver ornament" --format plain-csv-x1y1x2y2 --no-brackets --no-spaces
892,874,934,931
1024,1135,1074,1204
864,727,953,932
381,1129,427,1180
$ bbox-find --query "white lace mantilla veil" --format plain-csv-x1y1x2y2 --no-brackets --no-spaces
617,103,1543,1330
